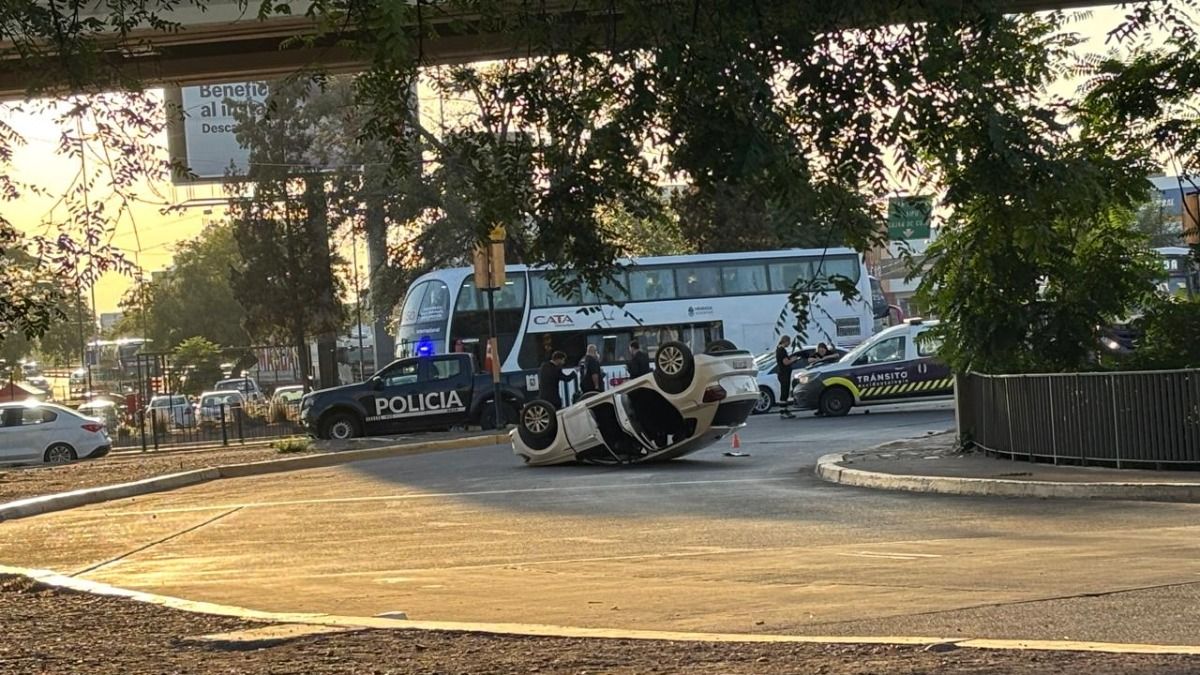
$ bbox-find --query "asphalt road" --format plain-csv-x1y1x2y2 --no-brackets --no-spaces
6,400,1200,646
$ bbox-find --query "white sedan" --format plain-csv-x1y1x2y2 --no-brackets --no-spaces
0,401,112,465
751,346,846,414
512,341,759,465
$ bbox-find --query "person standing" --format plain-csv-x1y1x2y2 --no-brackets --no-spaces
627,340,651,378
538,351,575,409
579,344,604,394
776,335,799,418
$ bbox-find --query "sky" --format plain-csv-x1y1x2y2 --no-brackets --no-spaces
0,4,1145,317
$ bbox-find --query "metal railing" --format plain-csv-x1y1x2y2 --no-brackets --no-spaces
114,403,304,451
957,370,1200,467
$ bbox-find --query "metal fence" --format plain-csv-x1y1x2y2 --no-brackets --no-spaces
957,370,1200,467
115,403,304,451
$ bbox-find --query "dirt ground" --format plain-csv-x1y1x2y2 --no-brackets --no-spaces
1,575,1198,675
0,430,497,504
0,446,302,503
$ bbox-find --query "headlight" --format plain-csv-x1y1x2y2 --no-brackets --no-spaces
1100,337,1121,352
793,372,810,386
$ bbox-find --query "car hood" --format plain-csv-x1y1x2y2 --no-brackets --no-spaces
308,382,370,399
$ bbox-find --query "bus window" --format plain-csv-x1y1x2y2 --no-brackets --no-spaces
676,266,721,298
768,259,814,291
418,280,449,323
814,255,862,288
451,274,528,367
582,273,628,305
628,268,676,301
530,272,582,307
721,264,768,295
399,282,428,325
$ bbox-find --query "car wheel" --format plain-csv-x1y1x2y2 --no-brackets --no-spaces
321,412,361,440
652,341,696,395
818,387,853,417
480,400,519,430
752,387,775,414
517,399,559,451
705,339,739,354
44,443,77,464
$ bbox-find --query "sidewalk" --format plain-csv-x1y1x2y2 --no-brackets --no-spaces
817,432,1200,502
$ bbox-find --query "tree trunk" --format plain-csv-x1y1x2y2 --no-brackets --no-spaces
365,191,394,369
304,176,340,389
294,324,312,393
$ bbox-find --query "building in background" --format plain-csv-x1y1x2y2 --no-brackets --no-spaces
99,311,124,333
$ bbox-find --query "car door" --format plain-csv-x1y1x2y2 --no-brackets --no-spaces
0,407,35,461
910,329,955,397
361,358,422,434
417,356,474,427
848,334,912,402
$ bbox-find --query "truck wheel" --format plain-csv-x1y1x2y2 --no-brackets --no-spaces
705,339,739,354
818,387,853,417
480,400,519,430
517,399,558,451
652,341,695,395
321,412,361,440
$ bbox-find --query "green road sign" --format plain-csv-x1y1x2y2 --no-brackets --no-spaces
887,196,932,241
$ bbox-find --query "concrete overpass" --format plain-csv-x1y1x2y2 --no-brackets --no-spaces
0,0,1111,98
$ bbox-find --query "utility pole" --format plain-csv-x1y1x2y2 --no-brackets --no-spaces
473,225,506,428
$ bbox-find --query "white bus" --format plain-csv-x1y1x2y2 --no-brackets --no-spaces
395,248,886,387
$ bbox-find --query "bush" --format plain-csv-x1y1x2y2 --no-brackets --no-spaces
1127,296,1200,370
267,398,292,424
272,437,313,454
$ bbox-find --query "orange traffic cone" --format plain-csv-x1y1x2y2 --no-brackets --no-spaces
731,433,741,450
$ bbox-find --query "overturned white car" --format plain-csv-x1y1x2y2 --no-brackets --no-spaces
512,341,760,465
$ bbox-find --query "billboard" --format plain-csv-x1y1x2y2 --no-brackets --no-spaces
166,81,268,182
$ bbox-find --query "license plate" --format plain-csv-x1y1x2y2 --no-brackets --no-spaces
731,359,752,370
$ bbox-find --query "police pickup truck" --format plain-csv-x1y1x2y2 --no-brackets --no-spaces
301,352,535,440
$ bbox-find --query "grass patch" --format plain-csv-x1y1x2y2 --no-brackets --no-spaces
272,438,314,454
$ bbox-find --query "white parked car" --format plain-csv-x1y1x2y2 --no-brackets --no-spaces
751,346,846,414
146,394,196,429
195,390,247,426
512,341,759,466
0,401,112,464
215,377,265,405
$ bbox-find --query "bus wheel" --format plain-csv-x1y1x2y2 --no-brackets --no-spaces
705,339,739,354
653,341,695,395
321,412,361,440
752,387,775,414
518,400,558,450
818,387,853,417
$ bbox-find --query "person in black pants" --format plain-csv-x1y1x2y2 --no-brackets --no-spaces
538,351,575,409
627,340,651,378
579,344,604,394
776,335,800,418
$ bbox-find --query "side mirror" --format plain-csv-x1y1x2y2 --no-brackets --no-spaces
369,376,383,390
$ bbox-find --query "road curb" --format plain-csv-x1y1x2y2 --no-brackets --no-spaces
4,565,1200,655
815,452,1200,502
0,433,507,523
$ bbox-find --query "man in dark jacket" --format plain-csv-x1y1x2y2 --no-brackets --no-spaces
579,344,604,394
627,340,651,378
538,351,575,409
